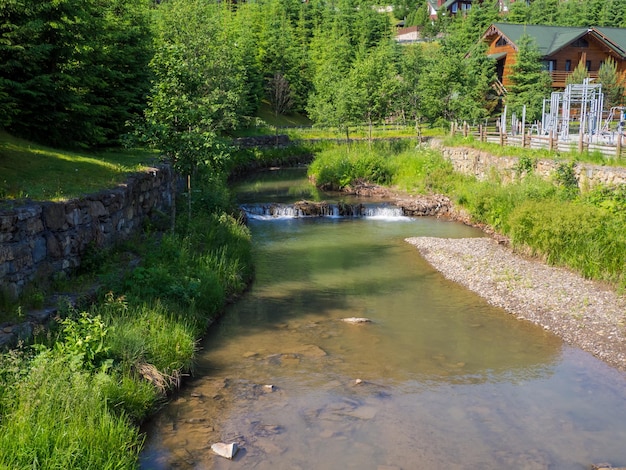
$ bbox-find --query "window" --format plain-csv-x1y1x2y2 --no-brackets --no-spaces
496,36,507,47
572,38,589,48
541,60,556,72
586,60,591,70
565,60,572,71
451,3,458,13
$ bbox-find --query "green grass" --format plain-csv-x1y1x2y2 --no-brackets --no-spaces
0,131,156,201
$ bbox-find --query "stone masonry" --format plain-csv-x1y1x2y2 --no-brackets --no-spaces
439,145,626,188
0,165,173,298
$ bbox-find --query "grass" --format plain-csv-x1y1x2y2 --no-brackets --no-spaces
0,131,156,201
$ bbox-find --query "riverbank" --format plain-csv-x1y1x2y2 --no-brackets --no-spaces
405,236,626,373
344,181,626,373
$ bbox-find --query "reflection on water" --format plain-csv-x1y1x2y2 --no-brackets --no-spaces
140,169,626,470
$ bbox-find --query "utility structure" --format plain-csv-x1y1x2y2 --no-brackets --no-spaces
541,78,604,143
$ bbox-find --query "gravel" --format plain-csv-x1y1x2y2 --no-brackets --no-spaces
405,236,626,372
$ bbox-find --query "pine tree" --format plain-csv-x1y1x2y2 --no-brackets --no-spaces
506,35,552,122
598,57,625,109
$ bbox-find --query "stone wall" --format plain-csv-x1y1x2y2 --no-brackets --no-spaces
439,145,626,188
0,166,173,298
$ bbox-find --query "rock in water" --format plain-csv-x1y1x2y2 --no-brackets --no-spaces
341,317,372,324
211,442,239,460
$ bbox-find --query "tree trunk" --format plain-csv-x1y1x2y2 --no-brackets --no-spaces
170,171,177,233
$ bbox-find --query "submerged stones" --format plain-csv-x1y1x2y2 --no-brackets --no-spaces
210,442,239,460
341,317,372,324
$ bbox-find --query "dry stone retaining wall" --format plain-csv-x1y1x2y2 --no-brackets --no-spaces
440,145,626,188
0,166,173,298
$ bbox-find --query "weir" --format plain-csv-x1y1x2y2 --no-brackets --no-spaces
241,201,406,219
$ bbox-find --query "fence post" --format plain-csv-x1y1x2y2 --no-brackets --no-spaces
548,131,554,151
578,130,584,154
617,133,622,159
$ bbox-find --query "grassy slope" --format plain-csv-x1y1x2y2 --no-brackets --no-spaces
0,131,157,201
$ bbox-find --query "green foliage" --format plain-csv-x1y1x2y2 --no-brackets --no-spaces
104,299,196,379
506,35,552,122
515,155,537,177
55,312,113,373
0,131,151,201
308,140,407,189
140,0,250,176
566,60,590,86
0,0,153,147
585,184,626,214
598,57,625,109
553,161,579,195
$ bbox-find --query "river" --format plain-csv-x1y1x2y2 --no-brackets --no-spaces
140,168,626,470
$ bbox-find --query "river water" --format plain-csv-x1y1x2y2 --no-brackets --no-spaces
140,168,626,470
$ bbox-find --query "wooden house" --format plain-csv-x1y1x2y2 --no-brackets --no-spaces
427,0,515,20
483,23,626,91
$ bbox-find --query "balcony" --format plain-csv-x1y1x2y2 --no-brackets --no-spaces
550,71,599,88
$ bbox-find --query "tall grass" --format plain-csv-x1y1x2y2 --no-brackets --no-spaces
0,352,142,469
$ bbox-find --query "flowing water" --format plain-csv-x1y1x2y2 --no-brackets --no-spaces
140,168,626,470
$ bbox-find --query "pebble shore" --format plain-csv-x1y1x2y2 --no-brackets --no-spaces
405,236,626,373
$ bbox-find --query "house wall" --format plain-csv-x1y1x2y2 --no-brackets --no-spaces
486,30,626,89
0,166,174,298
486,35,518,87
545,35,626,88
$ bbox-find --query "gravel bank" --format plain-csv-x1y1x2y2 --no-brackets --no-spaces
405,236,626,373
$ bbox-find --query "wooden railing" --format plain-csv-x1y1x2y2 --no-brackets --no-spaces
549,71,599,88
451,121,625,159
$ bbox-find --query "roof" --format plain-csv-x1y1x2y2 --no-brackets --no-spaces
593,27,626,58
487,23,588,56
485,23,626,59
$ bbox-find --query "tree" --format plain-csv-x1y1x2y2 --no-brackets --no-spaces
504,1,531,24
0,0,153,147
396,43,428,139
349,41,400,143
307,16,359,139
565,60,589,86
267,72,294,116
598,57,625,109
506,35,552,122
141,0,250,225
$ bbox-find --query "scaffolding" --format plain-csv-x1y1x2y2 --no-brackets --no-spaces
541,78,604,142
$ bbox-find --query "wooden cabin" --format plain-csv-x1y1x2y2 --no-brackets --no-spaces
427,1,516,20
483,23,626,91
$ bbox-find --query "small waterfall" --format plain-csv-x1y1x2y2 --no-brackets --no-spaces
241,202,406,220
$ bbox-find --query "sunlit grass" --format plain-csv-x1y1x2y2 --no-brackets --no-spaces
0,131,157,201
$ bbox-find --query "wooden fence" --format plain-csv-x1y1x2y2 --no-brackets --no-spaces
451,122,625,160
